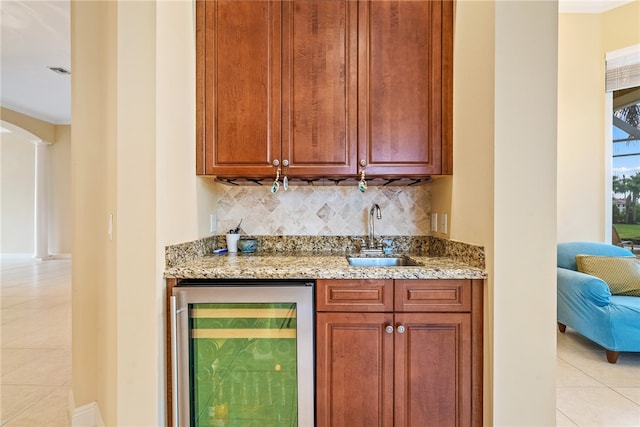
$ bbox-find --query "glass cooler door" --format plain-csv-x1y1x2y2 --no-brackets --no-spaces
172,285,314,427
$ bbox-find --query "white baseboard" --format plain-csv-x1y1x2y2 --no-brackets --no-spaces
69,391,105,427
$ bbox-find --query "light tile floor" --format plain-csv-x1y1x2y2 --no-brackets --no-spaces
1,255,71,427
2,255,639,426
557,327,640,426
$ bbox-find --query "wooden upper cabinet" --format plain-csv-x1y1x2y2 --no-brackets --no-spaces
197,0,281,176
197,0,357,177
196,0,453,178
282,1,358,176
358,0,453,176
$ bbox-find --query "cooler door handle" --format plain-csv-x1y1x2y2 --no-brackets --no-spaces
170,295,179,427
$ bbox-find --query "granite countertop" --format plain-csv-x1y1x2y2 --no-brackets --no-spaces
164,252,486,280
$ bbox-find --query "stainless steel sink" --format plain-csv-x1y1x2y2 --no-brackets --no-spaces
346,255,421,267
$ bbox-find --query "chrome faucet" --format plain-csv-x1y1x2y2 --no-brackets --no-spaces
364,203,383,253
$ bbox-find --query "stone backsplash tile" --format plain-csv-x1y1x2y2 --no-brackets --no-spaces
212,183,431,236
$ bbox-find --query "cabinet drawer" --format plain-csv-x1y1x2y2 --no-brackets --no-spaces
316,279,393,312
395,280,471,312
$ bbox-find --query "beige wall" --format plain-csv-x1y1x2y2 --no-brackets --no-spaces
116,2,158,424
493,2,558,423
1,131,35,253
447,1,496,422
602,1,640,54
426,177,451,238
557,1,640,243
557,13,605,242
71,0,117,421
444,1,559,424
0,109,72,254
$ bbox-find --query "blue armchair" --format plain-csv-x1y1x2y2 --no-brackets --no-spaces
557,242,640,363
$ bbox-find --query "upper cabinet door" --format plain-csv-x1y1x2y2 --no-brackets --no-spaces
358,0,453,176
281,0,358,176
197,1,282,176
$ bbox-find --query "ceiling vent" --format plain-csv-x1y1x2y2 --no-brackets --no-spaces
47,66,71,75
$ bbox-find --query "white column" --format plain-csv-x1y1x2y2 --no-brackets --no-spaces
34,141,51,259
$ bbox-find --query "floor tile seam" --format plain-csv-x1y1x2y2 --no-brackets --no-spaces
0,392,48,426
557,385,640,406
0,285,71,299
557,359,612,387
588,375,640,388
568,371,640,388
569,349,640,370
1,344,69,349
0,301,42,310
2,311,69,318
0,351,72,364
556,407,579,426
609,387,640,407
0,345,68,351
2,278,69,284
0,267,40,274
558,384,640,413
2,312,71,319
1,346,72,356
1,310,71,318
557,345,602,355
0,381,70,387
2,314,68,324
556,385,611,389
556,354,575,364
0,386,71,426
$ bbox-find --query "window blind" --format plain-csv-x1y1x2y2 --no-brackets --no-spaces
606,45,640,92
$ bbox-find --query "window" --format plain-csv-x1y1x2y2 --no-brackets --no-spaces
609,45,640,246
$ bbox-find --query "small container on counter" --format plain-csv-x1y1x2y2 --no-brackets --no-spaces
226,233,240,253
237,238,258,253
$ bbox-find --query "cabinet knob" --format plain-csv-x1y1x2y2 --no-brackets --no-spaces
282,159,289,167
359,159,366,167
273,159,280,167
385,325,394,334
397,325,406,334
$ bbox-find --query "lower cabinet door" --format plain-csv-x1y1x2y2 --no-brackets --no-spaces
316,312,394,427
394,312,472,427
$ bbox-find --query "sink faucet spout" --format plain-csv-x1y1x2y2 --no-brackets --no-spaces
367,204,382,252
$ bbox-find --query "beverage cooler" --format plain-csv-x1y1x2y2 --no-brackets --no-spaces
170,280,314,427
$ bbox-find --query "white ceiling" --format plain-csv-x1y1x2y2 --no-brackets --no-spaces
559,0,636,13
0,0,635,126
1,0,70,125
